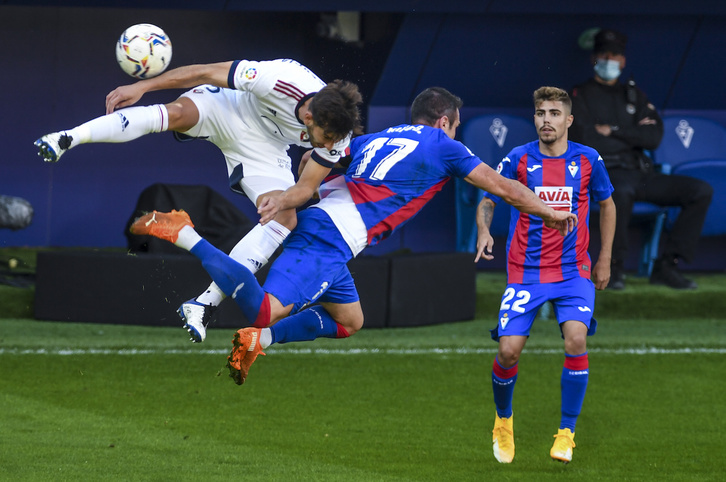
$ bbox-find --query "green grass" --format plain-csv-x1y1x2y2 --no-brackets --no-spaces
1,248,725,480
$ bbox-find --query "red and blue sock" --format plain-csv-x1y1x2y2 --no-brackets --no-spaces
270,306,349,344
560,352,589,432
492,357,518,418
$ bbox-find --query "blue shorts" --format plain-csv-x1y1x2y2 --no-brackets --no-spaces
490,276,598,340
262,208,359,314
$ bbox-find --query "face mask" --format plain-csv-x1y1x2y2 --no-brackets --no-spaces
594,59,621,81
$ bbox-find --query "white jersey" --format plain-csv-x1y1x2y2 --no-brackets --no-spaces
228,58,325,148
180,59,349,203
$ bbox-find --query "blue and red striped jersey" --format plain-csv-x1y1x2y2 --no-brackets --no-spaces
484,140,613,284
345,124,482,246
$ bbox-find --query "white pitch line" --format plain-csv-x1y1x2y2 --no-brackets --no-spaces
0,347,724,356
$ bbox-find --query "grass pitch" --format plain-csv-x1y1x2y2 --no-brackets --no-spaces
0,249,725,480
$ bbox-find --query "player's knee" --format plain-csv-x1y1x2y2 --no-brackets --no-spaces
166,98,199,131
497,347,521,367
339,313,364,336
564,332,587,355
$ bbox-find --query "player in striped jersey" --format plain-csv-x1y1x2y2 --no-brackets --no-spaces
476,86,615,464
34,58,362,343
129,87,578,388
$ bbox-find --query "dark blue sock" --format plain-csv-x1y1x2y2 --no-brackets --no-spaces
270,306,342,344
190,239,266,324
560,352,589,432
492,357,518,418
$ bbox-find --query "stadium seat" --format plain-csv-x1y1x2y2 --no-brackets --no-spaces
669,159,726,237
653,116,726,169
456,114,536,251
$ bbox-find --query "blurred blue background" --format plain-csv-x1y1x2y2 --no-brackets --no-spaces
2,1,724,269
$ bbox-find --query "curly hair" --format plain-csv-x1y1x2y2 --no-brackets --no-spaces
309,80,364,139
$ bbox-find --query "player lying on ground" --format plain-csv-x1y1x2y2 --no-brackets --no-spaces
35,59,362,343
477,86,615,464
129,87,578,386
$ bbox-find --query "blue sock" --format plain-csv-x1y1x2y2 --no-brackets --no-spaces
270,306,344,344
492,357,518,419
560,352,589,432
190,239,266,324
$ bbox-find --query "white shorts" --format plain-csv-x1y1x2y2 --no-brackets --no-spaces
179,85,295,204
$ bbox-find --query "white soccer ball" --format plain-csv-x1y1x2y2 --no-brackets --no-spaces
115,23,172,79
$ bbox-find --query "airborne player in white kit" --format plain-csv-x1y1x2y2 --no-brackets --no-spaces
35,59,363,343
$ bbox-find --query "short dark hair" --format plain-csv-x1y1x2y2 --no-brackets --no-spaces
533,86,572,114
410,87,463,126
309,80,363,139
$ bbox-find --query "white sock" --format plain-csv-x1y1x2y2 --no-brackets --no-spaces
260,328,272,348
174,225,202,251
64,105,169,148
228,221,290,273
195,284,225,306
194,221,291,309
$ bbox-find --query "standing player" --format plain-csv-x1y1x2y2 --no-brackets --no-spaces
34,59,363,343
128,87,578,387
475,86,615,464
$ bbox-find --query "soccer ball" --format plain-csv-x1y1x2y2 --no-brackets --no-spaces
115,23,172,79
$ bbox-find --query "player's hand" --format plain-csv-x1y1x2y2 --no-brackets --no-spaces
591,260,611,290
594,124,612,136
544,211,578,236
474,233,495,262
257,193,282,225
106,84,146,114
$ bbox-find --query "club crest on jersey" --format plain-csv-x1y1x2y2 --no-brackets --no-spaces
568,161,579,178
243,67,258,81
300,130,310,143
534,186,573,211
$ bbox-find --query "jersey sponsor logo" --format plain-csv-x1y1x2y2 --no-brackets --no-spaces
577,306,592,312
534,186,573,211
568,161,579,178
527,164,542,172
277,157,291,170
243,67,258,80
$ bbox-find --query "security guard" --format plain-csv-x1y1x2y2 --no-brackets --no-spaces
570,28,712,290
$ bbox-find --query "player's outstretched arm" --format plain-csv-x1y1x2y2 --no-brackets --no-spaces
105,61,234,113
465,163,577,236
